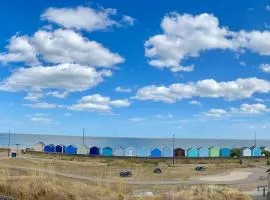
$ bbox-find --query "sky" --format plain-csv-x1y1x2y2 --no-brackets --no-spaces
0,0,270,139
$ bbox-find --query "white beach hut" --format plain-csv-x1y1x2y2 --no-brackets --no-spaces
125,147,136,157
34,141,45,152
113,147,124,156
241,147,252,157
77,144,89,155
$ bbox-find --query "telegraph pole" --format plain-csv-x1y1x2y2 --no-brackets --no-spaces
173,134,175,166
254,132,257,147
7,129,11,157
82,128,85,145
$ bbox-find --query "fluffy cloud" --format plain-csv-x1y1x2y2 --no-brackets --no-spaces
26,113,54,123
204,103,270,118
189,100,202,106
145,12,270,72
68,94,131,112
115,86,132,93
259,63,270,73
41,6,134,32
0,63,111,94
135,77,270,103
128,117,145,122
24,102,59,109
203,109,228,118
0,35,39,65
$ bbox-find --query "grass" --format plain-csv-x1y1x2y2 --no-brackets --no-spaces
0,167,252,200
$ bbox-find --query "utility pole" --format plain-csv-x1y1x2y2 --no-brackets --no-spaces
83,128,85,145
267,169,270,200
173,134,175,166
254,132,257,147
7,129,11,157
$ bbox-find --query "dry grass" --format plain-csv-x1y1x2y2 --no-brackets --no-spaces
0,167,252,200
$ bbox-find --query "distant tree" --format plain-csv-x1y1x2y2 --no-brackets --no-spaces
230,148,241,158
262,150,270,165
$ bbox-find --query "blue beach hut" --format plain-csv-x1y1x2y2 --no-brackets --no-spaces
162,147,173,157
251,146,261,157
44,144,55,153
137,147,150,157
102,147,113,156
187,148,198,157
198,147,209,157
220,148,231,157
65,145,77,155
151,148,162,157
90,146,100,156
55,144,65,153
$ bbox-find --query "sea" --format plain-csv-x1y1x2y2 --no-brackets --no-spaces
0,133,269,149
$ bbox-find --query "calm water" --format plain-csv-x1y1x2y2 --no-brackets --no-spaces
0,133,269,149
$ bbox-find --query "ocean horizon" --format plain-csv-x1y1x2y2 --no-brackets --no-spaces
1,132,269,149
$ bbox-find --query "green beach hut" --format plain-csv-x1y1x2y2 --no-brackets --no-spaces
209,146,220,157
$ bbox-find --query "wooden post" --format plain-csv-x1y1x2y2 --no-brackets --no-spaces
267,171,270,200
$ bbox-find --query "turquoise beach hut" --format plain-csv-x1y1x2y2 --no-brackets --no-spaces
198,147,209,157
162,147,173,157
220,148,231,157
187,148,198,157
65,145,77,155
137,147,150,157
102,147,113,156
44,144,55,153
251,146,261,157
113,147,124,156
151,148,162,157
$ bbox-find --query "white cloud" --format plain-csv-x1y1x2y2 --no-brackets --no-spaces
239,61,246,66
24,102,59,109
0,29,124,68
32,29,124,67
154,113,174,119
41,6,134,32
203,109,228,118
267,5,270,11
204,103,270,118
68,94,131,112
135,78,270,103
189,100,202,106
128,117,145,122
24,92,44,102
145,12,270,72
230,103,270,114
259,63,270,73
0,35,39,65
0,63,111,94
115,86,132,93
46,91,69,99
64,112,71,117
26,113,54,123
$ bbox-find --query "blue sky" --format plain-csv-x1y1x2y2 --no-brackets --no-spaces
1,0,270,139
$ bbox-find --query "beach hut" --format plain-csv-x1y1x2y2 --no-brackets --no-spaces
174,148,185,157
34,141,45,152
162,147,173,157
65,145,77,155
90,146,100,156
102,147,113,156
125,147,136,157
209,147,220,157
55,144,65,153
187,148,198,157
44,144,55,153
241,147,252,157
151,148,162,157
137,147,150,157
198,147,209,157
220,148,231,157
113,147,124,156
251,146,261,157
77,144,89,155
